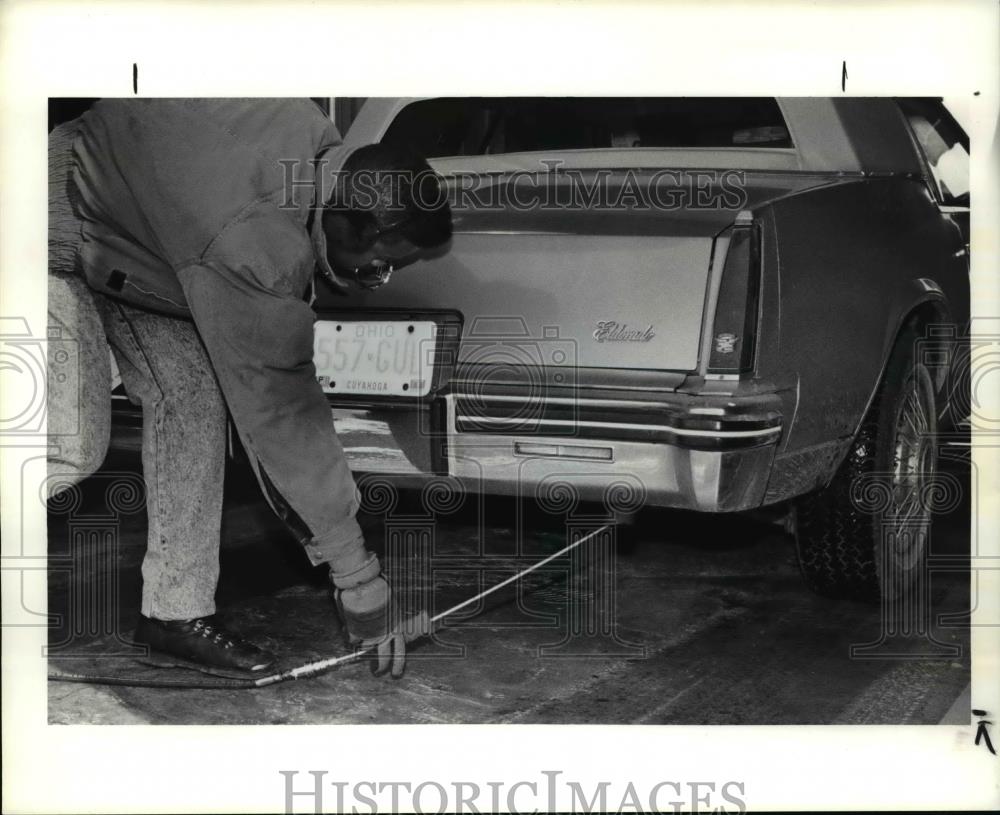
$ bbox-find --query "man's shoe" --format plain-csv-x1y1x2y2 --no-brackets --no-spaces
134,615,276,674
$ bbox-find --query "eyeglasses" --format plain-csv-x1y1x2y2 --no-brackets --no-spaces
352,217,421,289
320,215,418,291
352,261,394,290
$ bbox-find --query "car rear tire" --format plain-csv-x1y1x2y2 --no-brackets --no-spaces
794,323,938,601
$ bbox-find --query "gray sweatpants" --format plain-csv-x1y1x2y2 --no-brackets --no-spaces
48,273,228,620
49,123,227,620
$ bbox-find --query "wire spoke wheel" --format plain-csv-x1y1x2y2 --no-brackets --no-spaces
794,323,939,602
885,364,937,574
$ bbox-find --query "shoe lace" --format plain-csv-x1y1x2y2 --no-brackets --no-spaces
192,618,238,650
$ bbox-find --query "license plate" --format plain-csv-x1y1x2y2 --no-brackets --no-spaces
313,320,437,397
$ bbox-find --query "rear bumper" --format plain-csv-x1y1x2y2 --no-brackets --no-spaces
444,427,778,513
331,377,784,513
113,366,784,512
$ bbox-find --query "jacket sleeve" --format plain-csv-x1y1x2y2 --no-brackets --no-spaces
176,203,365,568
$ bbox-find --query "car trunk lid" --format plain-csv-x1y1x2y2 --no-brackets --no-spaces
314,170,843,374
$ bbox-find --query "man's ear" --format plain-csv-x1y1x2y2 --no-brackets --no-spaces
324,209,378,253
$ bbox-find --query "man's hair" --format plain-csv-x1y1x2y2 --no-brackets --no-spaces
324,143,452,251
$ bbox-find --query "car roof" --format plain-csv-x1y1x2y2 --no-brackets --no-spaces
779,98,923,175
345,97,925,176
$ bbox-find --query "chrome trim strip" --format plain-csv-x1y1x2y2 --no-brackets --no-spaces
456,415,781,438
447,378,684,393
454,394,670,409
453,230,565,236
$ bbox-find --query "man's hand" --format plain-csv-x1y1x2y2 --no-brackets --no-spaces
334,574,430,678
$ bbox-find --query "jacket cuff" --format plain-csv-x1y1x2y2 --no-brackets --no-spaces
330,552,381,590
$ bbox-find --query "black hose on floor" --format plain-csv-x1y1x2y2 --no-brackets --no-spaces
47,669,260,690
47,526,609,691
48,646,370,689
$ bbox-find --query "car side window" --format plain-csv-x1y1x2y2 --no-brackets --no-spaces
897,98,969,207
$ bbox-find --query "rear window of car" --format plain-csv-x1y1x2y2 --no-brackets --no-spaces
381,97,793,158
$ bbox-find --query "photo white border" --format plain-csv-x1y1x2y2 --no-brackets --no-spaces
2,1,998,812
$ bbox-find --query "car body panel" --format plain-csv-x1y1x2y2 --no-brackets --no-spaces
305,97,969,513
759,176,967,453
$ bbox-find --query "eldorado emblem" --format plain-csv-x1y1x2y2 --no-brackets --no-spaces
593,320,657,343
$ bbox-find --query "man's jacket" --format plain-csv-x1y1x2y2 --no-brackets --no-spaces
70,99,366,560
73,98,347,316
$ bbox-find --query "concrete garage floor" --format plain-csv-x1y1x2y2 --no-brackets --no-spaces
47,447,971,725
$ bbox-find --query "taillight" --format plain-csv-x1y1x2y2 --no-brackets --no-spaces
708,216,761,374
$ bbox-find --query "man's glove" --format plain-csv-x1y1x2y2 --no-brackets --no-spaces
331,555,430,678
